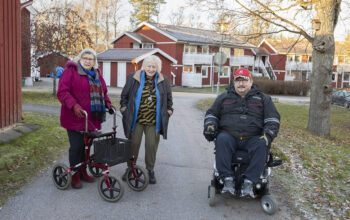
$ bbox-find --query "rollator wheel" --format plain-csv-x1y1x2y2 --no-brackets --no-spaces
52,163,71,190
98,175,124,202
88,164,103,177
208,185,216,207
261,195,278,215
126,165,149,191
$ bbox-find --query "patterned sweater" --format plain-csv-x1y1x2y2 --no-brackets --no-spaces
137,75,156,125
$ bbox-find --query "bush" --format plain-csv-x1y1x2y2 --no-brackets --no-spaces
253,77,310,96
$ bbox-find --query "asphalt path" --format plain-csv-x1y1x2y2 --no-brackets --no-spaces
1,92,295,220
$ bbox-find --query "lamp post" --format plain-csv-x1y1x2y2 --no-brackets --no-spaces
214,15,229,95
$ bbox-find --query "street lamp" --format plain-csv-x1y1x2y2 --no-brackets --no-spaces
214,15,229,95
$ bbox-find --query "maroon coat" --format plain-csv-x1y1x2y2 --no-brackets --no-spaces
57,61,111,131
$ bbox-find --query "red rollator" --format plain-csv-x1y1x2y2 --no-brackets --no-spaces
52,107,149,202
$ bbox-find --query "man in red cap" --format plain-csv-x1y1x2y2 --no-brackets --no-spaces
203,68,280,197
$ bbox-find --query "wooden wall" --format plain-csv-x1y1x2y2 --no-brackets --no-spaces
0,0,22,129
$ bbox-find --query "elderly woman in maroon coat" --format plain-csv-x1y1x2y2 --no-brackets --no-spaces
57,48,112,189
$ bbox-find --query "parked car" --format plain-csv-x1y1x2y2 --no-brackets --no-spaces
331,90,350,108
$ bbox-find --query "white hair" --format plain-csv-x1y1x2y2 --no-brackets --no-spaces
74,48,98,69
141,55,162,73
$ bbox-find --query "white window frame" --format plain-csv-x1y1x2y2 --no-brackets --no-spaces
201,45,209,54
183,65,194,73
233,48,244,57
142,43,154,48
219,66,230,77
201,66,209,78
184,45,197,54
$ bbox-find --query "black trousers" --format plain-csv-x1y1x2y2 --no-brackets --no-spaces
67,130,85,168
215,132,267,183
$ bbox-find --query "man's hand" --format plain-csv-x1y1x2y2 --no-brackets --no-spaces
73,104,84,118
203,123,217,142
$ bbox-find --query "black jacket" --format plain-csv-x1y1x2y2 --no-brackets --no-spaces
204,85,280,140
120,70,173,139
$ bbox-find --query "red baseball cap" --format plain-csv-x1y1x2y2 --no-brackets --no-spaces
234,68,252,80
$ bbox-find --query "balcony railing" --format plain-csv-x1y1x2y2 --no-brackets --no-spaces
230,56,255,66
182,53,213,65
286,61,312,71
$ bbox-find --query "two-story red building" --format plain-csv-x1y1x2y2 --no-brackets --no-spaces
259,37,350,88
98,22,276,87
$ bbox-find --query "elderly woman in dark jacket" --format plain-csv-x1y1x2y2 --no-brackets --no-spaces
120,55,173,184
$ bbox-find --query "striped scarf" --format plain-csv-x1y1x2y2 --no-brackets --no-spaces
81,65,106,122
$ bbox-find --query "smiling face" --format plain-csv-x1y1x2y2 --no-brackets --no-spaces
144,61,158,77
80,53,95,70
233,77,253,97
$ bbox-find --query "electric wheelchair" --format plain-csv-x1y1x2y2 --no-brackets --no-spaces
207,147,282,215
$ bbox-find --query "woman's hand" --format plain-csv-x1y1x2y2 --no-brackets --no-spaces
167,109,173,117
73,104,84,118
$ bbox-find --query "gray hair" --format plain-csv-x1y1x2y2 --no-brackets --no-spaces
74,48,98,69
141,55,162,73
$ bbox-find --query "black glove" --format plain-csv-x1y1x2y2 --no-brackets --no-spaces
107,105,116,115
203,123,217,142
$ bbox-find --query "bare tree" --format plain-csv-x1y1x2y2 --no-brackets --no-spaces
190,0,347,136
168,6,185,26
32,7,93,95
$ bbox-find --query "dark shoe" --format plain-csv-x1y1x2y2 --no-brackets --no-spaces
148,170,156,184
221,177,235,195
71,172,82,189
241,179,255,197
80,166,94,183
122,168,128,181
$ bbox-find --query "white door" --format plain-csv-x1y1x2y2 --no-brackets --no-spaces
102,62,111,86
117,62,126,87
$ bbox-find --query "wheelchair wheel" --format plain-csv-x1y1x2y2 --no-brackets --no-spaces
88,164,103,177
208,185,216,207
98,175,124,202
125,165,149,191
52,163,71,190
261,195,278,215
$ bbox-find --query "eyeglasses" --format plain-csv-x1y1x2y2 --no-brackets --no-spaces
81,57,95,62
234,79,249,83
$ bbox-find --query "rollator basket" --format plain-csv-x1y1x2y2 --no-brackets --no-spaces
93,137,131,166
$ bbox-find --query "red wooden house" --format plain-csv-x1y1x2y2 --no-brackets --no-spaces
103,22,275,87
1,0,32,129
97,48,177,87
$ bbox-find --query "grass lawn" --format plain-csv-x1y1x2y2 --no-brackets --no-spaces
22,91,120,108
0,113,68,206
172,85,228,94
197,98,350,219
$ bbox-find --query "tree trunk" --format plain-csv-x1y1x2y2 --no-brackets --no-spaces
307,0,338,136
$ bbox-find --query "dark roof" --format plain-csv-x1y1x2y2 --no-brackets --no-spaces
97,48,155,61
147,22,255,48
126,32,155,43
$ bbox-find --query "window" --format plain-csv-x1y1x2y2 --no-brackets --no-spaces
195,65,201,73
344,72,350,81
184,45,197,54
220,47,231,57
308,56,312,62
220,66,230,77
287,55,294,62
301,55,308,63
201,45,209,54
183,65,193,73
201,66,209,77
133,43,140,49
233,48,244,57
294,55,300,62
142,43,154,48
